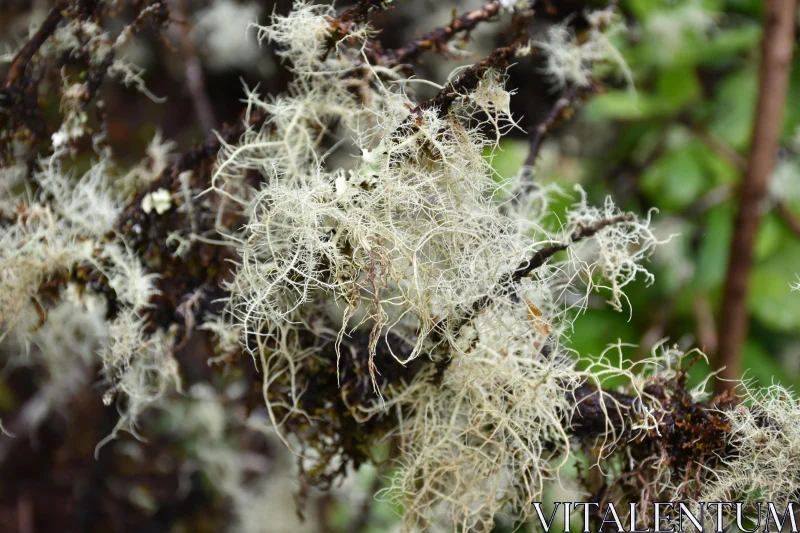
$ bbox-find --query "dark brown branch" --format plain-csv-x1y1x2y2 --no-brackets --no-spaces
3,2,66,88
176,0,216,130
569,382,639,438
328,0,390,44
82,0,167,107
717,0,797,394
511,214,633,283
524,85,592,169
463,213,634,317
83,51,115,106
568,376,737,503
385,45,516,143
338,0,387,24
411,45,515,119
382,1,502,65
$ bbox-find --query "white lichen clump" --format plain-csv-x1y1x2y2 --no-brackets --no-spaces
0,0,188,432
0,204,90,341
1,149,179,447
700,383,800,506
377,303,579,531
536,9,632,90
207,2,660,530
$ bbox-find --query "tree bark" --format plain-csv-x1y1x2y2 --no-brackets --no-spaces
716,0,797,393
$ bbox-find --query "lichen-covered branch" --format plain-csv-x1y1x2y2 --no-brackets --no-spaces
511,213,634,283
380,1,502,65
524,84,595,170
3,1,66,88
410,45,515,118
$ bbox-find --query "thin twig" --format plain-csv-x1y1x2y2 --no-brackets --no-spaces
3,1,66,88
688,124,747,171
511,214,633,283
328,0,389,47
338,0,386,24
524,85,590,169
409,45,515,119
716,0,797,393
382,1,502,65
175,0,216,130
82,1,168,107
464,213,634,315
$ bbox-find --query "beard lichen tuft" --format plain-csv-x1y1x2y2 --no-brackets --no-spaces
204,2,666,530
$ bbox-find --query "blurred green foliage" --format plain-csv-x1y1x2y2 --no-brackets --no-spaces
447,4,800,532
497,0,800,398
582,0,800,391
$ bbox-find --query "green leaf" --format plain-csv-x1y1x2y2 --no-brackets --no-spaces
678,25,761,66
585,65,702,121
656,65,701,112
754,214,784,261
749,240,800,332
711,68,757,151
725,0,763,18
695,203,734,291
742,340,791,387
641,145,708,211
585,91,662,121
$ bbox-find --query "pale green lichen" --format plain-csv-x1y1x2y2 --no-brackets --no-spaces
206,3,663,530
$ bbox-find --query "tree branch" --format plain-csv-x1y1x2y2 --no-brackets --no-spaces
462,213,634,317
175,0,216,130
381,1,502,65
3,2,66,88
328,0,389,43
524,84,592,169
338,0,387,24
716,0,797,393
510,214,633,283
411,45,516,119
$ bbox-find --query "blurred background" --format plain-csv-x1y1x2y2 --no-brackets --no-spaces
1,0,799,531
